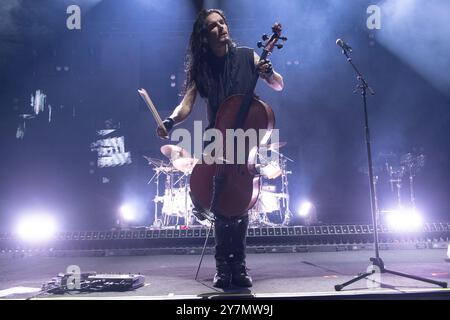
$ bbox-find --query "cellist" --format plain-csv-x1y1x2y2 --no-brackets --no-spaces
157,9,283,288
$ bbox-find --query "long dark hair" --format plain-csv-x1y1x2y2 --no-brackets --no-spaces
183,9,235,98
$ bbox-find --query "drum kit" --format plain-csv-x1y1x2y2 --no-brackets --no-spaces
145,145,198,228
386,151,426,209
146,142,294,228
250,142,294,226
363,151,427,223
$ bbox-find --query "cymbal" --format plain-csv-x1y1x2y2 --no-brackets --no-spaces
376,152,397,160
172,157,198,173
19,114,36,119
358,165,384,175
260,142,286,151
155,166,178,173
160,145,191,159
143,156,166,167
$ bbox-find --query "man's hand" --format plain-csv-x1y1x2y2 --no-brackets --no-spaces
156,118,174,139
256,59,274,80
254,52,283,91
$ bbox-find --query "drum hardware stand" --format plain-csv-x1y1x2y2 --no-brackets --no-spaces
148,163,181,228
164,170,176,227
270,148,294,225
387,164,405,208
393,175,403,208
408,170,416,209
260,214,279,227
334,42,447,291
183,174,190,227
171,172,195,227
146,145,205,229
402,153,425,210
147,164,165,228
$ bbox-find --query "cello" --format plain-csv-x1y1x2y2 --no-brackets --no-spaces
190,23,286,218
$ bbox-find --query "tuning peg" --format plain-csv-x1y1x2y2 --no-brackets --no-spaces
276,44,283,49
279,36,288,41
262,34,269,41
257,41,264,48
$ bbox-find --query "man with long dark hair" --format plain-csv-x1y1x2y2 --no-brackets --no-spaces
157,9,283,288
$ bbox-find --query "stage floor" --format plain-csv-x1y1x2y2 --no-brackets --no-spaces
1,249,449,299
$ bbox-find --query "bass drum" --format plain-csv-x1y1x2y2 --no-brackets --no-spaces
254,185,281,213
249,184,283,226
161,187,193,217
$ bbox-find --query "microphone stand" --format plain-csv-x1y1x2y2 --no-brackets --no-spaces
334,46,447,291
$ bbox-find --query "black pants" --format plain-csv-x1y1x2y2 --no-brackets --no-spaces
214,213,249,265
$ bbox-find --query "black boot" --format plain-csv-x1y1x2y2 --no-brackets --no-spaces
228,215,252,287
213,260,232,288
231,261,253,287
213,216,232,288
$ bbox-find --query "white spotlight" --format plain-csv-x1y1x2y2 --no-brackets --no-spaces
385,208,423,232
16,214,57,242
298,201,313,217
120,203,136,222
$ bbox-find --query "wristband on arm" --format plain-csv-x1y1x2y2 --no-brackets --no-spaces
163,117,175,131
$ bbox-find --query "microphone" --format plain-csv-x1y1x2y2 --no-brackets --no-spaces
336,38,352,53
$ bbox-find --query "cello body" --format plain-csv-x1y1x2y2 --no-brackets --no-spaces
189,94,275,218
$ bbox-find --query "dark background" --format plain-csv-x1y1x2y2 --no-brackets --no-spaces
0,0,449,231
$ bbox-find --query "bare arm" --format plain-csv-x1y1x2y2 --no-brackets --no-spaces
169,83,197,123
157,83,197,139
254,52,284,91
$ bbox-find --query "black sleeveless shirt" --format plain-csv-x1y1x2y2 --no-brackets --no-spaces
203,46,256,127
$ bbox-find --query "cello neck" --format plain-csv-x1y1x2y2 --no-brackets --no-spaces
233,23,284,130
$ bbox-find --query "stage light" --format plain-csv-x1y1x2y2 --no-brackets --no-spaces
385,208,423,232
119,203,137,222
296,201,319,226
16,214,57,242
298,201,313,217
